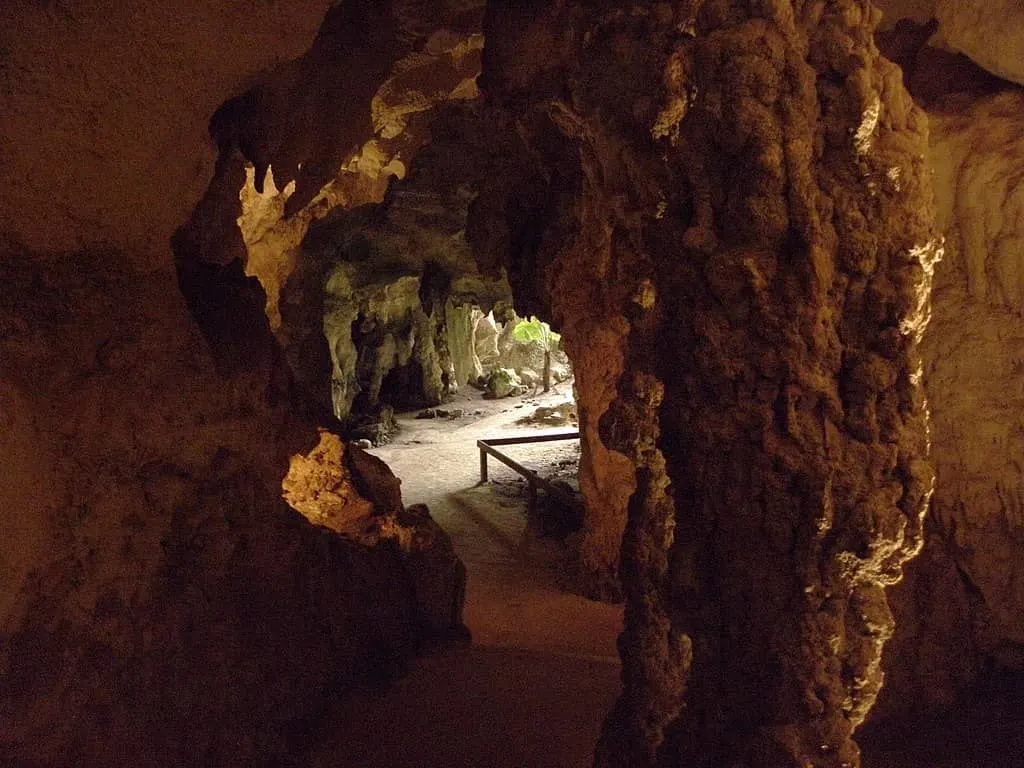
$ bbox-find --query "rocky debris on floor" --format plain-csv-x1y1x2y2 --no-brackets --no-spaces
516,401,577,427
483,367,527,399
348,404,399,445
416,406,467,420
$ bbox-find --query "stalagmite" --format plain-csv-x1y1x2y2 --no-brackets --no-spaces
477,1,938,765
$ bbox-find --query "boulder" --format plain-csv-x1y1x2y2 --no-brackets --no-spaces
483,367,526,399
348,504,469,646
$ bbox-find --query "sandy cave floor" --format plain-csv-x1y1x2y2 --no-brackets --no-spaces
308,381,623,768
303,382,1024,768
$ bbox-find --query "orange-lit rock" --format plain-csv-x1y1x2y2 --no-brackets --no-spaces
935,0,1024,86
283,429,375,530
0,3,471,765
878,88,1024,715
477,2,938,765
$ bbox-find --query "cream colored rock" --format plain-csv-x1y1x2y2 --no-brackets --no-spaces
446,300,484,386
282,429,374,530
935,0,1024,85
237,149,401,328
924,90,1024,650
324,268,448,420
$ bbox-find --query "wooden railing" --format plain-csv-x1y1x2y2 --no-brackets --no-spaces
476,431,582,514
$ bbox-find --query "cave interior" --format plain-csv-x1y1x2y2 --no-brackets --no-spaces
2,0,1024,766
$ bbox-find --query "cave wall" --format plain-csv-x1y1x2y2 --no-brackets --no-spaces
0,0,331,640
2,0,1022,764
477,2,938,766
874,84,1024,714
924,88,1024,669
863,7,1024,717
0,2,470,764
216,20,511,425
0,0,333,269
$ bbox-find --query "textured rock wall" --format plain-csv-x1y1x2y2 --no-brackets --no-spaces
925,92,1024,659
0,249,442,766
277,101,512,424
934,0,1024,87
323,268,449,421
0,2,470,764
479,2,938,766
202,4,495,430
233,23,485,331
0,0,329,641
0,0,332,268
875,88,1024,715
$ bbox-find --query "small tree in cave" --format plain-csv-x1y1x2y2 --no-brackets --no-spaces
512,316,560,393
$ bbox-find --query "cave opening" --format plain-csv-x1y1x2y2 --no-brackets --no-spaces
9,0,1022,766
164,7,623,762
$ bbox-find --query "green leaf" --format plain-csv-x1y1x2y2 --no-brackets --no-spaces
512,317,546,344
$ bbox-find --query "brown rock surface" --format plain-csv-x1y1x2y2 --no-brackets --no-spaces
0,3,470,765
934,0,1024,86
2,0,1021,764
0,0,332,266
877,88,1024,716
477,1,938,765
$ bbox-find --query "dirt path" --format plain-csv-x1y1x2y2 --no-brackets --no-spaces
305,385,1024,768
309,384,623,768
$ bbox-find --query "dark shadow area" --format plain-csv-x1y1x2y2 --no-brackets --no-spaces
861,668,1024,767
305,646,620,768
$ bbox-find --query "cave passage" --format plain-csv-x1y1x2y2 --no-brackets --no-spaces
9,0,1024,766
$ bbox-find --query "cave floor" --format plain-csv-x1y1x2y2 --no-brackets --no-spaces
309,382,622,768
306,384,1024,768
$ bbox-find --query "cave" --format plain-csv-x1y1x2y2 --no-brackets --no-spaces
3,1,1024,767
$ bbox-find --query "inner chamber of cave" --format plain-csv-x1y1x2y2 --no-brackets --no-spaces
2,0,1024,766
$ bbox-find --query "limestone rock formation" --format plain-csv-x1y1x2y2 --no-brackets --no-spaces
0,3,474,765
473,308,502,369
323,267,448,421
284,430,468,646
935,0,1024,86
283,429,376,529
264,100,513,425
348,503,470,647
232,21,485,330
0,250,456,767
3,0,1022,765
877,88,1024,715
477,2,938,766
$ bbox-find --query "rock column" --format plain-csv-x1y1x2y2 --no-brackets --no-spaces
479,1,938,765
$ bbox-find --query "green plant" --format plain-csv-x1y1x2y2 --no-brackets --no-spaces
511,317,560,392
